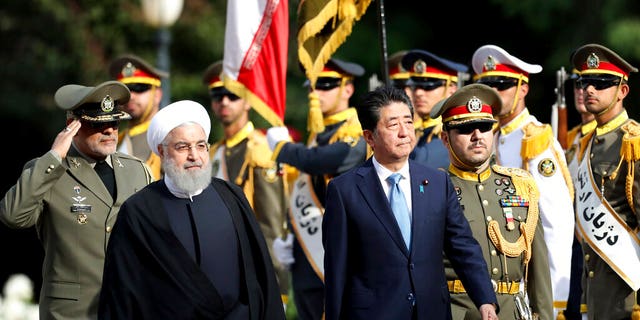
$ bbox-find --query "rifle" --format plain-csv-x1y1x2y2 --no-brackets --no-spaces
552,67,569,150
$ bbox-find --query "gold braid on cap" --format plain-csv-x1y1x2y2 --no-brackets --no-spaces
487,165,540,265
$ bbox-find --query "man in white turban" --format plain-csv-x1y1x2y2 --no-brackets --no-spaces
98,100,285,320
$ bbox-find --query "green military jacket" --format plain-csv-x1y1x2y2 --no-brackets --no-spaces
0,146,152,319
445,164,553,320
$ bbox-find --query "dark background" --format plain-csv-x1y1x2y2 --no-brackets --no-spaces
2,0,640,301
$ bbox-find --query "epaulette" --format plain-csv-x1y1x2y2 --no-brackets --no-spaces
521,122,552,161
620,119,640,162
246,130,277,169
425,123,443,143
329,114,364,147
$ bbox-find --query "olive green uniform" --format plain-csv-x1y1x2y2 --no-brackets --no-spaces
0,147,153,319
210,122,290,299
579,112,640,319
446,165,553,320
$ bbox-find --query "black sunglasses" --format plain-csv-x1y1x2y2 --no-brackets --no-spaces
476,78,519,91
83,121,120,130
314,78,342,91
126,83,152,93
453,122,494,135
410,78,446,91
210,91,241,102
575,77,621,90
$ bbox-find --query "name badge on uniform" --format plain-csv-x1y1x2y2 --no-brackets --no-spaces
70,186,91,224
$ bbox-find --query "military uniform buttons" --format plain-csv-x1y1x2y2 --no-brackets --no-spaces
588,271,594,278
482,200,489,206
486,216,493,222
49,165,55,169
590,153,594,158
106,226,112,233
584,254,590,262
491,250,497,256
478,185,484,191
409,263,414,270
46,168,52,173
492,268,499,275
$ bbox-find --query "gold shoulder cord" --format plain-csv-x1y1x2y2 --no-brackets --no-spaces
620,120,640,215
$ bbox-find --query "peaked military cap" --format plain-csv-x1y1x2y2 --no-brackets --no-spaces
472,44,542,82
201,60,236,98
430,83,501,128
303,58,365,89
388,50,410,88
109,54,168,86
571,43,638,80
55,81,132,122
401,49,468,85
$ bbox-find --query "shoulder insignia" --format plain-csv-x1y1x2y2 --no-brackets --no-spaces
426,123,443,143
621,119,640,162
330,114,364,147
537,158,556,177
492,164,532,179
521,122,552,160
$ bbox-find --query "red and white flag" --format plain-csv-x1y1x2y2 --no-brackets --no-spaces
223,0,288,126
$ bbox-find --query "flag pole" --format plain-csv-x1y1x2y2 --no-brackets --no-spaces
376,0,390,86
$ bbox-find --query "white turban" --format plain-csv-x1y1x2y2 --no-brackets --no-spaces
146,100,211,155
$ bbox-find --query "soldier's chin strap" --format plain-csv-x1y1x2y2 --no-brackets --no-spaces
597,77,624,117
498,76,526,120
444,131,490,173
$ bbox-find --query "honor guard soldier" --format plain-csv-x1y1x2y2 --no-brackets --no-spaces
388,50,412,98
0,81,153,319
571,43,640,320
472,44,576,319
402,49,468,170
432,83,553,319
109,53,168,180
202,60,291,309
266,58,369,320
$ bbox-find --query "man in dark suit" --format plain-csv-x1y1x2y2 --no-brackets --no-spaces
322,85,498,320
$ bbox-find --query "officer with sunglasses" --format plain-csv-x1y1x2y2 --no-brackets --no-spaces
267,58,369,320
472,44,576,319
202,60,291,309
570,43,640,320
401,49,469,171
109,54,168,180
0,81,154,319
432,83,553,320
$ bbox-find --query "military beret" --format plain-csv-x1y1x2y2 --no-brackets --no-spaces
402,49,468,79
109,54,168,86
54,81,132,122
571,43,638,80
472,44,542,82
430,83,501,128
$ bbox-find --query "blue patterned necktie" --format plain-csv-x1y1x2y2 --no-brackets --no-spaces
387,173,411,250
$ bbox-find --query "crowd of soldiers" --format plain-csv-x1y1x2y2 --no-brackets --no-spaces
1,42,639,320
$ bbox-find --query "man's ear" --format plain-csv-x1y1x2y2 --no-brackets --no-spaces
362,129,374,148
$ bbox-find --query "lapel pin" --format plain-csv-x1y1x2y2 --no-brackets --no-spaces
420,179,428,193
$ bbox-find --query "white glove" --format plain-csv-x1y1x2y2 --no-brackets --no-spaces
266,126,291,151
272,233,295,269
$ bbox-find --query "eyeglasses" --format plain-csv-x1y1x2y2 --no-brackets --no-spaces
410,78,446,91
210,91,241,102
476,78,519,91
164,141,210,153
126,83,152,93
83,121,119,130
314,78,343,91
453,122,494,135
575,77,621,90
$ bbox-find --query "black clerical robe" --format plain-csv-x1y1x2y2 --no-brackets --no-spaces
98,178,284,320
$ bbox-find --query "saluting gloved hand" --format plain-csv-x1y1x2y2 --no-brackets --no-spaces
272,233,295,270
266,126,291,151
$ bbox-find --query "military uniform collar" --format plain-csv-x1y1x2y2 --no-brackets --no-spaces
596,110,628,136
419,116,442,130
323,108,357,126
580,119,597,136
499,108,530,136
69,143,113,167
126,119,152,137
448,164,492,182
225,122,255,148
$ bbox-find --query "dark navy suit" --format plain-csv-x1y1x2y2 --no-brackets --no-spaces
322,159,497,320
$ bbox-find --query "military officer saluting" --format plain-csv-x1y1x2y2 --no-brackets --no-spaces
109,54,168,180
432,83,553,320
0,81,153,319
571,43,640,319
402,49,468,170
472,44,575,318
